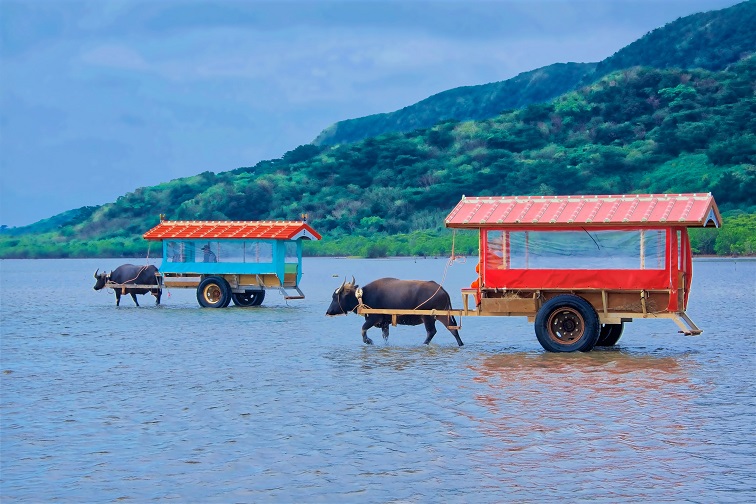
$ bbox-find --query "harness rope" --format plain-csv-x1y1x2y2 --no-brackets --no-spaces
348,230,465,314
99,243,161,296
104,264,157,296
120,265,151,285
122,247,161,290
411,230,465,310
144,241,170,297
354,287,367,312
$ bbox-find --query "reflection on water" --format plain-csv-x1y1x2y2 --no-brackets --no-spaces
475,350,688,378
467,349,750,500
1,258,754,502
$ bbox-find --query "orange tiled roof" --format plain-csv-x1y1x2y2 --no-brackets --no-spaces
445,194,721,229
143,220,321,241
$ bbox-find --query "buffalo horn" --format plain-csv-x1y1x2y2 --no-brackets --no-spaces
94,268,99,278
351,275,355,286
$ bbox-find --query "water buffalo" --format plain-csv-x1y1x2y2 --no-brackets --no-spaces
326,277,463,346
93,264,162,306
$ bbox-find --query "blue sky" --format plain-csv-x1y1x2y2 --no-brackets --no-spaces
0,0,742,227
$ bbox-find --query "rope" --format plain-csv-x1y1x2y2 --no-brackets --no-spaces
352,288,370,313
121,265,151,285
412,230,466,310
106,265,155,294
351,231,466,315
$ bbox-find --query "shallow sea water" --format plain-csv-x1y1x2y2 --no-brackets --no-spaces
1,257,755,502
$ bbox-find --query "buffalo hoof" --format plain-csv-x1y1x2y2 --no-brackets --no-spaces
363,337,373,345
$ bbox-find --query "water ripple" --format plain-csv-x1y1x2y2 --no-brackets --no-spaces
1,258,755,502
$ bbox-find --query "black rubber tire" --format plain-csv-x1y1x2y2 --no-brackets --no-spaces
231,290,265,307
250,289,265,306
596,322,625,347
535,295,600,352
221,288,232,308
197,277,231,308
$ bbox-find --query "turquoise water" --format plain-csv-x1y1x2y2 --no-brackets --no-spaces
2,257,755,502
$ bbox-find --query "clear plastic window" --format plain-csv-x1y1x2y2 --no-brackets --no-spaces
246,241,273,263
220,241,245,263
166,240,277,264
285,241,299,264
166,241,183,263
486,229,666,270
166,241,195,262
196,242,218,263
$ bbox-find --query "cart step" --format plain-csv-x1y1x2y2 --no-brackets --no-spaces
673,312,703,336
280,286,306,300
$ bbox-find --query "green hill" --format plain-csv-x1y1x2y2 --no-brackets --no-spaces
314,0,755,147
313,62,596,146
592,0,756,78
2,58,754,258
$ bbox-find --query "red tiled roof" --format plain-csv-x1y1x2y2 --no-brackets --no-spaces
445,194,721,229
143,220,322,241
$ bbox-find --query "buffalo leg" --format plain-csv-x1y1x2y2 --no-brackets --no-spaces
449,327,464,346
130,293,140,307
443,315,464,346
425,315,464,346
382,325,390,342
361,318,375,345
434,315,465,347
115,292,121,306
422,317,438,345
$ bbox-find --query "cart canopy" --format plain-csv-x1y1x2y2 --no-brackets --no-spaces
445,193,721,229
143,220,322,241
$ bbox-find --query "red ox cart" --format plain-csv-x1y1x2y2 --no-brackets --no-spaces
358,193,721,352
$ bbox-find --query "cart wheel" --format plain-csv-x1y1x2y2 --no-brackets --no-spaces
221,289,232,308
197,277,231,308
535,295,600,352
231,290,265,307
596,322,624,347
251,290,265,306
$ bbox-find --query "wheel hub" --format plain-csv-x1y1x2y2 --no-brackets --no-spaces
548,308,584,343
562,319,577,332
204,285,221,303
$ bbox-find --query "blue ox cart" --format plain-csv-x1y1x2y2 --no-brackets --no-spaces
142,219,321,308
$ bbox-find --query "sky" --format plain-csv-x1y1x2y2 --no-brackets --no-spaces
0,0,743,227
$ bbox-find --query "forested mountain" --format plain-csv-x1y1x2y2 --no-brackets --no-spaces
592,0,756,78
314,0,755,147
3,57,754,258
313,63,595,146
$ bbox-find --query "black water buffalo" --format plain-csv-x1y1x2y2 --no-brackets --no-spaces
326,277,463,346
93,264,161,306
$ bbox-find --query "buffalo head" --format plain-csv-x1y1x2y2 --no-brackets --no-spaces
93,269,109,290
326,276,359,316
